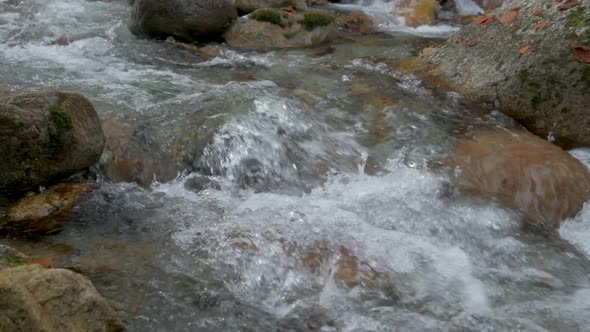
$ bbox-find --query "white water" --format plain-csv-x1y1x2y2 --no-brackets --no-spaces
1,0,589,331
330,0,460,37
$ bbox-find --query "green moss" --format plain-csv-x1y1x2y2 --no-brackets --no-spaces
581,66,590,87
250,9,283,26
0,256,26,268
531,95,545,109
299,11,335,31
518,69,529,82
569,7,589,28
280,0,296,6
47,104,73,159
49,105,73,131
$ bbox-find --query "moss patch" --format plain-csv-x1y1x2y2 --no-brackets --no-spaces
581,66,590,88
49,105,73,131
0,255,26,268
250,9,283,26
47,105,73,159
299,11,335,31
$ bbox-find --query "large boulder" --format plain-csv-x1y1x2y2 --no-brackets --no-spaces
424,0,590,149
129,0,238,41
0,90,105,192
442,128,590,227
0,264,124,332
0,182,95,235
234,0,307,14
394,0,441,27
225,9,337,50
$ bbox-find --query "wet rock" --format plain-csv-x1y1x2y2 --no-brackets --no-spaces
224,9,337,50
0,183,95,235
0,90,105,192
442,129,590,227
184,176,221,193
425,0,590,149
395,0,441,27
336,12,375,34
129,0,237,42
0,265,124,332
234,0,307,14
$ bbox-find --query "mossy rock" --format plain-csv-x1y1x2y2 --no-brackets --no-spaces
250,9,283,26
299,11,335,31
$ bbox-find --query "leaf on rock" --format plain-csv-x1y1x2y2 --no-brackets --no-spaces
533,21,549,30
422,46,436,55
573,44,590,63
558,0,578,10
474,15,496,26
499,10,518,24
533,10,543,16
27,257,54,268
518,45,534,55
466,38,479,47
510,6,522,11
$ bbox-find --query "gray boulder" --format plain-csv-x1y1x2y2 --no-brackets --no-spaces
129,0,238,41
0,90,105,192
424,0,590,149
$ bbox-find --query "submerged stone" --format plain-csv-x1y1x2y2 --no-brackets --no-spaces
443,129,590,227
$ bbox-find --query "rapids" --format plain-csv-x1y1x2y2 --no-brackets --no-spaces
1,0,589,331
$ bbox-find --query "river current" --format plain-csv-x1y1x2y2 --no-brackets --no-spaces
1,0,590,331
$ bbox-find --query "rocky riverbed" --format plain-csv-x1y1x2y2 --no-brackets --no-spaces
0,0,589,331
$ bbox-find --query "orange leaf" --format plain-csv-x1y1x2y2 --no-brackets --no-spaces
474,15,496,26
573,44,590,63
499,10,518,24
518,45,534,55
466,38,479,47
533,21,548,30
27,257,54,268
558,0,578,10
422,46,436,55
533,10,543,16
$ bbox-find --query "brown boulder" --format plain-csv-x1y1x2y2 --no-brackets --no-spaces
336,12,375,34
0,90,105,192
0,265,124,332
1,183,95,235
443,129,590,227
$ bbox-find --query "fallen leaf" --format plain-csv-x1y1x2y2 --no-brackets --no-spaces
533,10,543,16
558,0,578,10
466,38,479,47
422,46,436,55
573,44,590,63
533,21,549,30
499,10,518,24
510,6,522,11
518,45,534,55
474,15,496,26
27,257,54,268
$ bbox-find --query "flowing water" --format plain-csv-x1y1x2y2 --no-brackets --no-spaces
1,0,590,331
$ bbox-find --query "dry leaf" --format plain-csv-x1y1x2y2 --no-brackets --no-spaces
510,6,522,11
27,257,54,268
573,44,590,63
499,10,518,24
518,45,534,55
474,15,496,26
533,10,543,16
533,21,548,30
466,38,479,47
422,46,436,55
558,0,578,10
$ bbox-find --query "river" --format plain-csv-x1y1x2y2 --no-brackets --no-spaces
1,0,590,331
